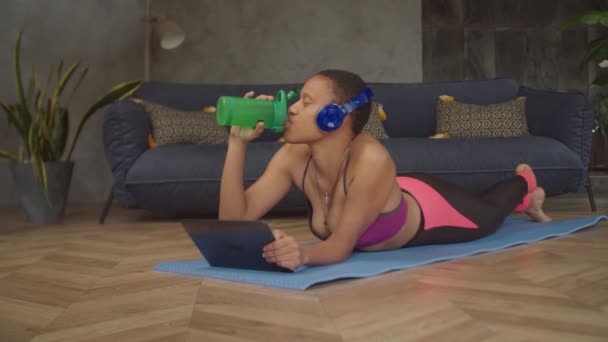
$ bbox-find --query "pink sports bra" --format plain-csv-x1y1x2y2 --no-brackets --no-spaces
302,156,408,248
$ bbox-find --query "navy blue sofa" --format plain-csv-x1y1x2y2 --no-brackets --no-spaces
101,78,596,221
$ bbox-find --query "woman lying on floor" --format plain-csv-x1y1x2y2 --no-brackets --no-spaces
218,69,552,271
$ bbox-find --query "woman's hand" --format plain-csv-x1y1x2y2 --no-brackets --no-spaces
228,91,274,142
262,229,306,271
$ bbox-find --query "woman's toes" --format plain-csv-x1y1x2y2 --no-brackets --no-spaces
526,187,552,222
516,163,537,193
516,163,533,175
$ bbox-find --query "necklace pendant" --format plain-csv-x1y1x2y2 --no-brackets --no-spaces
324,192,329,205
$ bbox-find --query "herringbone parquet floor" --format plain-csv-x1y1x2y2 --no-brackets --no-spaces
1,193,607,342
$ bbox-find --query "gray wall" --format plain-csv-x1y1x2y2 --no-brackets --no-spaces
0,0,422,205
150,0,422,83
0,1,143,206
422,0,608,92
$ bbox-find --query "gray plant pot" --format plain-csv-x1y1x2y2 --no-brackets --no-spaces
9,161,74,224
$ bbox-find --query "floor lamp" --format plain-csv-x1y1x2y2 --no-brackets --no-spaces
143,0,186,81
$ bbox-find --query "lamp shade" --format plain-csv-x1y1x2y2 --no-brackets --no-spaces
155,17,185,50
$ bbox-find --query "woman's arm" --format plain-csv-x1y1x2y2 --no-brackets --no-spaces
219,140,295,220
263,143,396,269
219,92,295,221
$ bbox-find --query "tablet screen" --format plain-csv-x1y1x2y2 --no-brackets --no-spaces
182,219,293,273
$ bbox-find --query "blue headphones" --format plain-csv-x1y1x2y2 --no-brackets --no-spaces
316,88,374,132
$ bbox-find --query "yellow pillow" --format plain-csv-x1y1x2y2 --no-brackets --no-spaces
429,133,449,139
377,103,388,121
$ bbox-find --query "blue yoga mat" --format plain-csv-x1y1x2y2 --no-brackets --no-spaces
154,216,607,291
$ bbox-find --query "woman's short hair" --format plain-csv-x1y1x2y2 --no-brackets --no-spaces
314,69,372,135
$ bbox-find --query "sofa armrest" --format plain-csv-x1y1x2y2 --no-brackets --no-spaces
518,86,595,170
103,99,150,207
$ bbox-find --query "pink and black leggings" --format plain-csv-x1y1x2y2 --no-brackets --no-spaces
397,171,536,248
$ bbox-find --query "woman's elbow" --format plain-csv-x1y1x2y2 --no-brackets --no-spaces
218,208,256,221
218,209,244,221
333,246,353,264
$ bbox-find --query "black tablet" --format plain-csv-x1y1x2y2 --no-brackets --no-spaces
181,219,293,273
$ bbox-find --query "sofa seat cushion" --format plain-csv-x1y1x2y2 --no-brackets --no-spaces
382,136,584,196
127,142,283,183
125,136,584,212
125,142,306,212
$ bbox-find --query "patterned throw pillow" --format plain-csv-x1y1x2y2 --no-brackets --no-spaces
435,96,529,138
362,101,389,139
132,98,228,147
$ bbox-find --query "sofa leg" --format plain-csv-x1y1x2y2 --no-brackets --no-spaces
99,188,114,224
586,177,597,212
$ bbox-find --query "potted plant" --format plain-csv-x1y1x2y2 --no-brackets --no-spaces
559,10,608,170
0,30,142,224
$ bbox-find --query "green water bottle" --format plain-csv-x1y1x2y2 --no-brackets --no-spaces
216,89,299,132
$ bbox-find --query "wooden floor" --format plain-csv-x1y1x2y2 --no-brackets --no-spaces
1,193,607,342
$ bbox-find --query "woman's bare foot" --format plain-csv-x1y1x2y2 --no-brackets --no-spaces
514,164,551,221
515,163,537,192
516,163,533,175
525,187,552,222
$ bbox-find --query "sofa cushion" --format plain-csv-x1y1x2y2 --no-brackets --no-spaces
133,98,228,146
435,96,529,138
381,136,584,196
362,102,389,139
126,135,584,212
372,78,520,138
127,142,281,184
124,142,307,212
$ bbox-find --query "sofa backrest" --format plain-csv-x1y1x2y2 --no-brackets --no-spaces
133,78,520,138
369,78,520,138
133,82,302,111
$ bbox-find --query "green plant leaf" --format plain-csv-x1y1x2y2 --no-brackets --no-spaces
39,66,54,113
66,80,142,160
33,90,42,115
14,30,26,105
559,10,608,31
41,159,49,204
38,99,51,141
13,29,32,132
66,67,88,107
43,97,59,159
0,102,28,146
0,150,19,161
581,11,608,26
558,12,588,31
37,113,53,161
51,107,69,160
44,102,54,143
579,38,608,71
26,67,37,111
1,101,22,133
57,60,63,80
28,122,48,195
50,61,79,120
